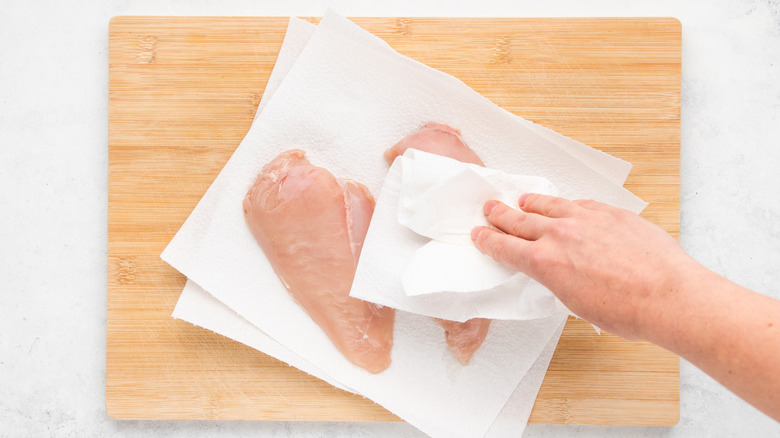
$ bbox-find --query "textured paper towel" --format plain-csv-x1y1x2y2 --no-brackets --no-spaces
174,281,568,438
172,279,350,392
487,317,567,435
397,149,558,296
163,12,642,438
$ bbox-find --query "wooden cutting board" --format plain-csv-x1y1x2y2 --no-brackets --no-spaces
108,16,681,425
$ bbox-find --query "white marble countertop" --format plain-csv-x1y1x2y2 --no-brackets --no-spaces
2,0,779,436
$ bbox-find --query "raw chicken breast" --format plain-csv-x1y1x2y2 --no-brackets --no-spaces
385,122,485,166
386,123,491,365
243,150,395,373
435,318,492,365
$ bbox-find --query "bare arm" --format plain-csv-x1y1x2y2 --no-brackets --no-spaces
471,193,780,421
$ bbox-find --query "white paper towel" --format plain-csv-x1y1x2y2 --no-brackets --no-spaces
352,152,569,322
163,12,642,437
396,149,558,297
175,280,568,438
172,279,351,392
174,282,568,438
486,317,567,435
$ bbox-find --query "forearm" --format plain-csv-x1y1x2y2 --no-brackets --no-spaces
472,194,780,420
644,263,780,421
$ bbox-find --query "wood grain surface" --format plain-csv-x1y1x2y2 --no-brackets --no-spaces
107,16,681,426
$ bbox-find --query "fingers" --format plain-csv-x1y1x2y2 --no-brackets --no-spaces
484,200,550,241
519,193,577,218
470,226,533,273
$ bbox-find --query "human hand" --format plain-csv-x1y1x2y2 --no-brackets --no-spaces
471,193,699,341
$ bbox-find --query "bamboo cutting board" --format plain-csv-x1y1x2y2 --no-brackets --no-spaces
108,16,681,425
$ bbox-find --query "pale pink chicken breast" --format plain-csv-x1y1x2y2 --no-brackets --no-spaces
243,150,394,374
385,122,485,166
386,122,491,365
435,318,492,365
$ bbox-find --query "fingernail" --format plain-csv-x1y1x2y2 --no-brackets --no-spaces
483,200,499,216
518,193,530,208
470,227,482,242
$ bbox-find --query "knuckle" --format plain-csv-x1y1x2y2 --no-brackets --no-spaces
488,235,510,263
528,195,560,216
508,215,527,237
475,228,496,252
574,199,597,209
522,193,539,210
487,202,506,222
479,232,516,267
544,197,564,215
526,245,568,277
526,248,550,271
549,219,579,241
548,220,568,237
598,209,618,223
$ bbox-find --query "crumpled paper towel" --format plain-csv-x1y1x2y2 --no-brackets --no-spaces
163,11,642,438
397,149,558,296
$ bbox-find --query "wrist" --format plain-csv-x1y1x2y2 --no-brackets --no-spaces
634,255,711,350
